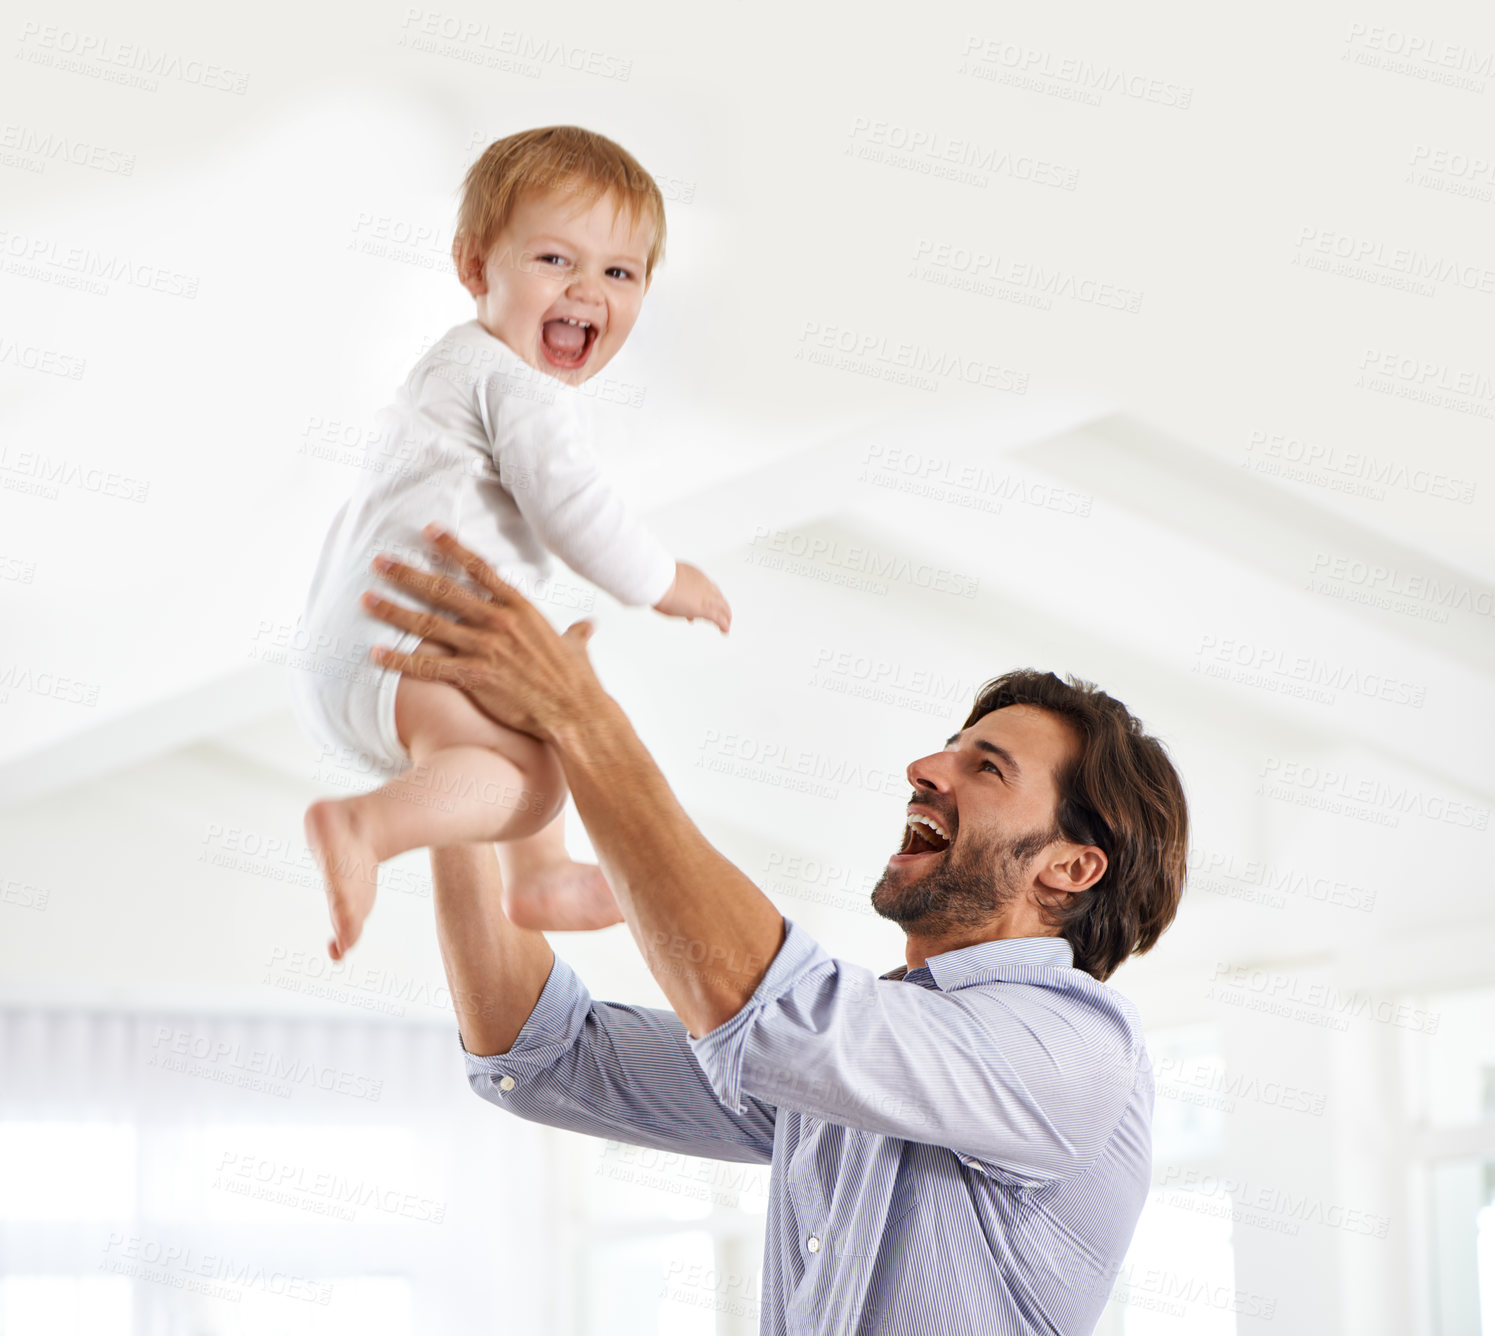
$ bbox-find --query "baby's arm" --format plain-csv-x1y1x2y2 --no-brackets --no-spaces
652,561,731,633
485,383,730,630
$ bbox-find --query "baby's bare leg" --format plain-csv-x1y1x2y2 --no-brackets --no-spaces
497,812,625,932
306,639,562,959
390,641,622,933
305,637,623,956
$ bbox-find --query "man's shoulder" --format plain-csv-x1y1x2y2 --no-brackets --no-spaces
953,960,1148,1067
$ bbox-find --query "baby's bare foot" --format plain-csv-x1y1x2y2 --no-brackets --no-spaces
499,856,624,932
304,799,380,959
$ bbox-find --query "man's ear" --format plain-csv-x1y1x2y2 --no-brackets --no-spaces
1035,844,1107,897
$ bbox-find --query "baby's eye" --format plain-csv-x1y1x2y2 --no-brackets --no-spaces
537,253,568,267
607,266,634,281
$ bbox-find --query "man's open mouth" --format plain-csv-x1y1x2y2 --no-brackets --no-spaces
540,316,598,369
890,811,953,864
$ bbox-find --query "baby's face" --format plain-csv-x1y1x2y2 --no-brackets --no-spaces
467,186,653,386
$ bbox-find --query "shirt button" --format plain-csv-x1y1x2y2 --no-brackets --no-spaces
807,1236,820,1253
498,1075,515,1092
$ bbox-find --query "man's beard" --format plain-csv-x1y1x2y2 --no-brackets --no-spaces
870,821,1059,936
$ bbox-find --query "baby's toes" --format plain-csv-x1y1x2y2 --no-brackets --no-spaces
329,887,369,948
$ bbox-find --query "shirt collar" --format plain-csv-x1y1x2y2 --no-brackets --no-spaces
880,934,1074,990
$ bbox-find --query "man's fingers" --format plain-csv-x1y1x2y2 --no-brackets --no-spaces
369,557,499,627
360,591,484,655
371,645,471,687
425,524,529,610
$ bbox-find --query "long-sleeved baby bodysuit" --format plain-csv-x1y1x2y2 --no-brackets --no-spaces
289,319,675,775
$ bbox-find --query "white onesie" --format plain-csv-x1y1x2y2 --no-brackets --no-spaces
289,319,675,776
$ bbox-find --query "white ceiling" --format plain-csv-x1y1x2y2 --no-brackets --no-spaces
2,0,1491,1023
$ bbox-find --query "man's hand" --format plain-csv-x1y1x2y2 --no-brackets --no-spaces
360,522,606,742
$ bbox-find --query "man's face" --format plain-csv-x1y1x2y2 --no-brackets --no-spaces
871,705,1080,935
465,186,653,386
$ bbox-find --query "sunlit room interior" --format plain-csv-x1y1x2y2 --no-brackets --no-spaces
2,4,1493,1333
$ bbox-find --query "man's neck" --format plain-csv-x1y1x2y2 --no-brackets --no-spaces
903,919,1061,971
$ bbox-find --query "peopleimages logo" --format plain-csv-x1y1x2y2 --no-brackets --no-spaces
1208,961,1441,1035
956,36,1193,109
1258,757,1489,831
1294,226,1495,295
1194,634,1427,708
858,443,1093,518
796,319,1030,394
99,1234,331,1304
1152,1053,1327,1117
0,228,199,297
1244,428,1475,503
15,22,251,93
748,526,981,599
213,1152,446,1224
1305,552,1495,624
696,730,906,801
148,1026,383,1102
394,9,632,80
1158,1165,1392,1239
911,238,1144,312
1187,847,1378,914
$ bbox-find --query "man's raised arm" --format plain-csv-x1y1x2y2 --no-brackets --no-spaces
547,697,787,1037
428,841,554,1056
363,525,788,1039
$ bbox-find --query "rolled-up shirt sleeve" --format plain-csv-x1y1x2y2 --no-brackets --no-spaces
685,917,834,1115
463,951,776,1163
689,918,1142,1184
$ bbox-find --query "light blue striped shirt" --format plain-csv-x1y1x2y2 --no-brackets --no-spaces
465,917,1153,1334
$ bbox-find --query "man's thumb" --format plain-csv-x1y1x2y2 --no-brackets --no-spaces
563,618,596,647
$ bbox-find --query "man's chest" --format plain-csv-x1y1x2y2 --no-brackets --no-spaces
775,1114,914,1231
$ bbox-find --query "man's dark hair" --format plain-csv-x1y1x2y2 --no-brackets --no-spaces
961,669,1188,982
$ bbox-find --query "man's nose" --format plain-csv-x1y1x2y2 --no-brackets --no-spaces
906,751,953,793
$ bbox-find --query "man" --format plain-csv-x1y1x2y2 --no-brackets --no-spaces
360,523,1189,1335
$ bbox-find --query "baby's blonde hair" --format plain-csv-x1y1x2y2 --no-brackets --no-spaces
452,126,667,282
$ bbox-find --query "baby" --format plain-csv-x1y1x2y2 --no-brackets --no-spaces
290,126,730,960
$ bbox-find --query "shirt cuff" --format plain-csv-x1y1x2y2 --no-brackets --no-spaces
639,545,678,608
607,541,676,609
687,917,829,1114
459,953,587,1089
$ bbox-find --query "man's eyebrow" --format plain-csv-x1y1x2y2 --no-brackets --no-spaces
944,732,1023,777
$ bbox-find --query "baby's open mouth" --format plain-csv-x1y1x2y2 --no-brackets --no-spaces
540,317,597,368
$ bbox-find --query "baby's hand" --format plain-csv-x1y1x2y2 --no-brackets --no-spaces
653,561,731,634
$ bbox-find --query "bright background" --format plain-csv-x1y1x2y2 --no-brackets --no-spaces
2,0,1493,1332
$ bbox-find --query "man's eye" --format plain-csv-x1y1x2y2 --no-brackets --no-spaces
981,760,1004,776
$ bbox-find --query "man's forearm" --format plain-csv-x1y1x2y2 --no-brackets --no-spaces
428,842,555,1056
551,692,786,1038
